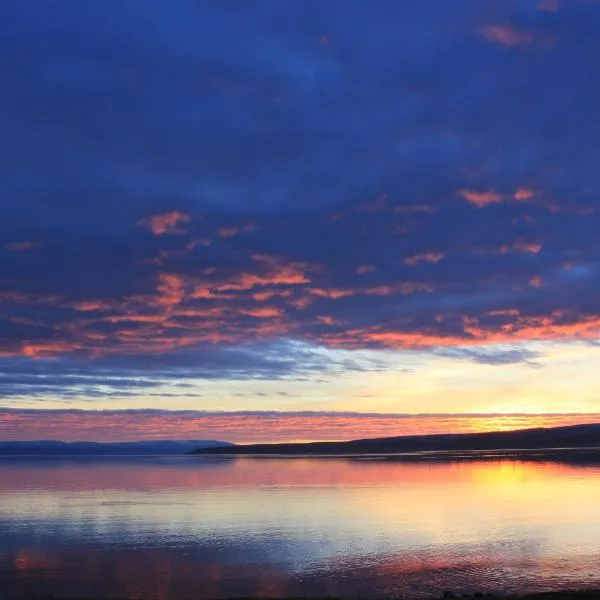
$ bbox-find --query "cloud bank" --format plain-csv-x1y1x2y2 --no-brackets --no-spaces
1,0,600,409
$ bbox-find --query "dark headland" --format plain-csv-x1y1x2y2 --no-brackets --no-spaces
15,589,600,600
193,423,600,456
0,440,231,456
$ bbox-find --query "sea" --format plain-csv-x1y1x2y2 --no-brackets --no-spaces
1,453,600,599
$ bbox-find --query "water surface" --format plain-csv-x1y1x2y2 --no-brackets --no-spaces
1,455,600,599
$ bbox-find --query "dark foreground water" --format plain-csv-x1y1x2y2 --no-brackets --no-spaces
1,454,600,599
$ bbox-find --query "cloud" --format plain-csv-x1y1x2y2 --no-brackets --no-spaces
459,189,539,208
474,242,542,255
434,346,541,366
0,341,389,400
459,190,504,207
138,211,191,236
1,0,600,403
530,275,544,288
404,252,445,266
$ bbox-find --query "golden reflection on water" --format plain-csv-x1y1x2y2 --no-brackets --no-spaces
1,456,600,599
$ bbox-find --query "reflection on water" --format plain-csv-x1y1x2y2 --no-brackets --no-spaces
1,455,600,599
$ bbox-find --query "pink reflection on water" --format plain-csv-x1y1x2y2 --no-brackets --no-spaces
2,457,600,599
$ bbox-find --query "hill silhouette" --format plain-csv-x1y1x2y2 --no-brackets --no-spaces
0,440,231,455
193,423,600,456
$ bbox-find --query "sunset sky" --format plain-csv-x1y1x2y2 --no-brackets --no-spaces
2,0,600,442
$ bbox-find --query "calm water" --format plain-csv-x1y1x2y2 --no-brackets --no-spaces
1,455,600,599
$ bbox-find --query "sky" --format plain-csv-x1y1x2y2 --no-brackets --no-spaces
2,0,600,442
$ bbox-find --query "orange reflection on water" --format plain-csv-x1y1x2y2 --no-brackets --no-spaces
2,457,600,599
0,453,596,493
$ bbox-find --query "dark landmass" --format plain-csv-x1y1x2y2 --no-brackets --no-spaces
193,423,600,456
11,589,600,600
0,440,231,455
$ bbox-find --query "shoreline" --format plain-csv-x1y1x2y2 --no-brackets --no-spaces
11,591,600,600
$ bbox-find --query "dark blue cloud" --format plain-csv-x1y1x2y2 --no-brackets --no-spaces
1,0,600,395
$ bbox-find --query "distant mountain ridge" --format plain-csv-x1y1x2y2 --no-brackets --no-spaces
0,440,231,455
194,423,600,455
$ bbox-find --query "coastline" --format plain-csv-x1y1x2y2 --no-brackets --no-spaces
13,590,600,600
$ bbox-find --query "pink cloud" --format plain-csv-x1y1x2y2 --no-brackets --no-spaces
459,189,503,207
460,188,540,209
74,300,115,312
138,210,191,235
514,242,542,254
240,307,284,318
529,275,544,288
514,188,536,201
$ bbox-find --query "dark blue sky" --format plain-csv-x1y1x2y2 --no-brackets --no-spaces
2,1,600,435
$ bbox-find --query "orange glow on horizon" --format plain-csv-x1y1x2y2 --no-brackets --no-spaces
0,411,597,444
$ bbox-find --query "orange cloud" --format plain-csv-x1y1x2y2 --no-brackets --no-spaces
287,295,314,310
514,188,536,201
252,289,293,302
138,210,191,235
309,282,432,300
4,298,600,359
514,242,542,254
106,314,167,324
190,288,234,300
21,341,83,358
316,315,340,326
156,273,185,307
404,252,445,266
240,307,284,319
310,288,355,299
321,309,600,350
461,188,540,209
480,25,535,47
215,269,308,292
74,300,114,312
487,242,542,255
210,258,312,293
529,275,543,288
459,189,503,207
173,307,225,318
